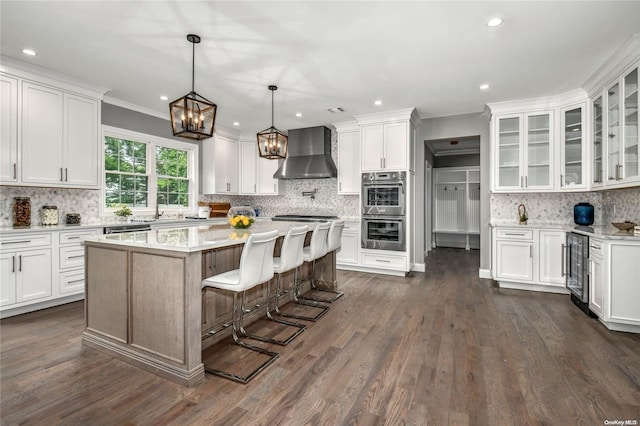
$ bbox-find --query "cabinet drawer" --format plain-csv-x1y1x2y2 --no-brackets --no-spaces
59,269,85,295
361,252,407,269
1,233,51,251
59,229,100,244
59,246,85,269
343,222,360,232
495,229,533,240
589,239,603,257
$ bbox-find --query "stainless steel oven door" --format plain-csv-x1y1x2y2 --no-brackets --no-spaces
361,216,405,251
362,183,405,216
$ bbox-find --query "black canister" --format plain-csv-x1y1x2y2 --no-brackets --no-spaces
574,202,594,226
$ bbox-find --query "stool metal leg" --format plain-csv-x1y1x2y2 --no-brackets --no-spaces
297,259,344,303
204,291,279,384
275,267,329,322
242,275,306,346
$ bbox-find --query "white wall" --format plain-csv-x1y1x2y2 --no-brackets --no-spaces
418,112,491,273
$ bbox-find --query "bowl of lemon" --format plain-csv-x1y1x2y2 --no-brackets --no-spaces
227,206,256,229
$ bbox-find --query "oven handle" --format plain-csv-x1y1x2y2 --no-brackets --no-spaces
363,215,405,222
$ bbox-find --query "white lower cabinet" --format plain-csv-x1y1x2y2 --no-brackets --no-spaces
360,250,409,274
1,233,53,308
492,226,567,293
336,221,359,266
1,227,99,318
58,228,99,295
605,242,640,331
495,240,533,282
538,230,565,286
588,238,604,318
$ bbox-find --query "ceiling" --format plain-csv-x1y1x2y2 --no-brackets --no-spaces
2,1,640,137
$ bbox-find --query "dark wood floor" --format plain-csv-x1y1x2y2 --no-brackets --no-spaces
1,248,639,425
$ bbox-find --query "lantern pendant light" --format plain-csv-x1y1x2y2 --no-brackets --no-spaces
257,85,288,159
169,34,217,140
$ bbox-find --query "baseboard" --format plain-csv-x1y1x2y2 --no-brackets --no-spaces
0,293,84,319
478,268,492,279
411,263,426,272
497,281,570,295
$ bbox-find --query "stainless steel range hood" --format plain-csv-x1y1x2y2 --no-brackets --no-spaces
273,126,337,179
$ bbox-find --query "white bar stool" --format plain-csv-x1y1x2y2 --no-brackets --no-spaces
274,224,330,322
281,221,332,321
243,225,309,345
201,229,279,384
298,219,345,303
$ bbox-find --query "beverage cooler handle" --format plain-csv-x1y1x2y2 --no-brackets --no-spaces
561,244,566,276
567,244,572,278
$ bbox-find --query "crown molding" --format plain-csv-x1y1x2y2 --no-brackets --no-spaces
0,55,109,99
354,107,418,126
103,96,170,121
583,33,640,97
332,120,359,132
487,88,588,115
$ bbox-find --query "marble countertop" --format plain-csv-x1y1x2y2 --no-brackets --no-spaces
491,222,640,241
82,220,315,253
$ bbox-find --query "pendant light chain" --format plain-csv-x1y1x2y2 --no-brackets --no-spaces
191,40,195,94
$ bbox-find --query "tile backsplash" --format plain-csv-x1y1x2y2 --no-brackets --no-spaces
491,186,640,225
0,186,101,227
200,179,360,218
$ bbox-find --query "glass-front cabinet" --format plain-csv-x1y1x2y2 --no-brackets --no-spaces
623,67,638,181
494,111,553,191
592,95,604,186
605,63,639,186
560,103,588,190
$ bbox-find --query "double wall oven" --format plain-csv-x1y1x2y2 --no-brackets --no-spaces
361,171,406,251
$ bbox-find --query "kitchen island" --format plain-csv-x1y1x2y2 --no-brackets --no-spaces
81,220,337,386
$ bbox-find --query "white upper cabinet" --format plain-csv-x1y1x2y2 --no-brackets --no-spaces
559,103,588,190
257,155,281,195
203,133,239,194
592,94,605,187
0,74,18,183
238,139,281,195
239,140,257,194
63,93,99,187
21,81,65,186
334,122,360,194
493,110,554,191
360,121,408,172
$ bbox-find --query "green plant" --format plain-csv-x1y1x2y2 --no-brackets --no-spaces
112,204,132,217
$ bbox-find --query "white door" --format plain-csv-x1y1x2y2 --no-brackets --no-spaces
382,122,407,170
495,240,533,282
1,75,18,183
258,157,280,194
201,138,216,194
214,136,229,193
538,230,565,286
494,114,522,191
361,125,384,172
240,141,257,194
226,138,239,193
589,255,604,318
64,93,99,187
560,104,588,190
15,249,52,303
523,111,554,190
336,230,359,264
0,252,17,306
338,131,360,194
621,65,639,184
21,82,64,185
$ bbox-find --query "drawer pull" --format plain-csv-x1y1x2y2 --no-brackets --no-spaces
2,240,31,245
67,236,81,240
67,278,84,284
67,255,84,259
375,259,391,263
504,233,526,237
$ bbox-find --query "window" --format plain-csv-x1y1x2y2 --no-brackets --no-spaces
102,126,198,215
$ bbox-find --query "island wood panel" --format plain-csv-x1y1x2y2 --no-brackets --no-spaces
130,251,186,363
85,246,127,342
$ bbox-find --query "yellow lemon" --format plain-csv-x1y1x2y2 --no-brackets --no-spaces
242,219,249,226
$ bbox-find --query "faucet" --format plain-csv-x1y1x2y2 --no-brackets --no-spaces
155,194,165,220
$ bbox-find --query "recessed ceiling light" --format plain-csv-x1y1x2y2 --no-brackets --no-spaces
486,18,503,27
374,100,382,106
233,122,240,126
22,49,37,56
160,95,168,101
479,84,490,90
295,112,303,118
